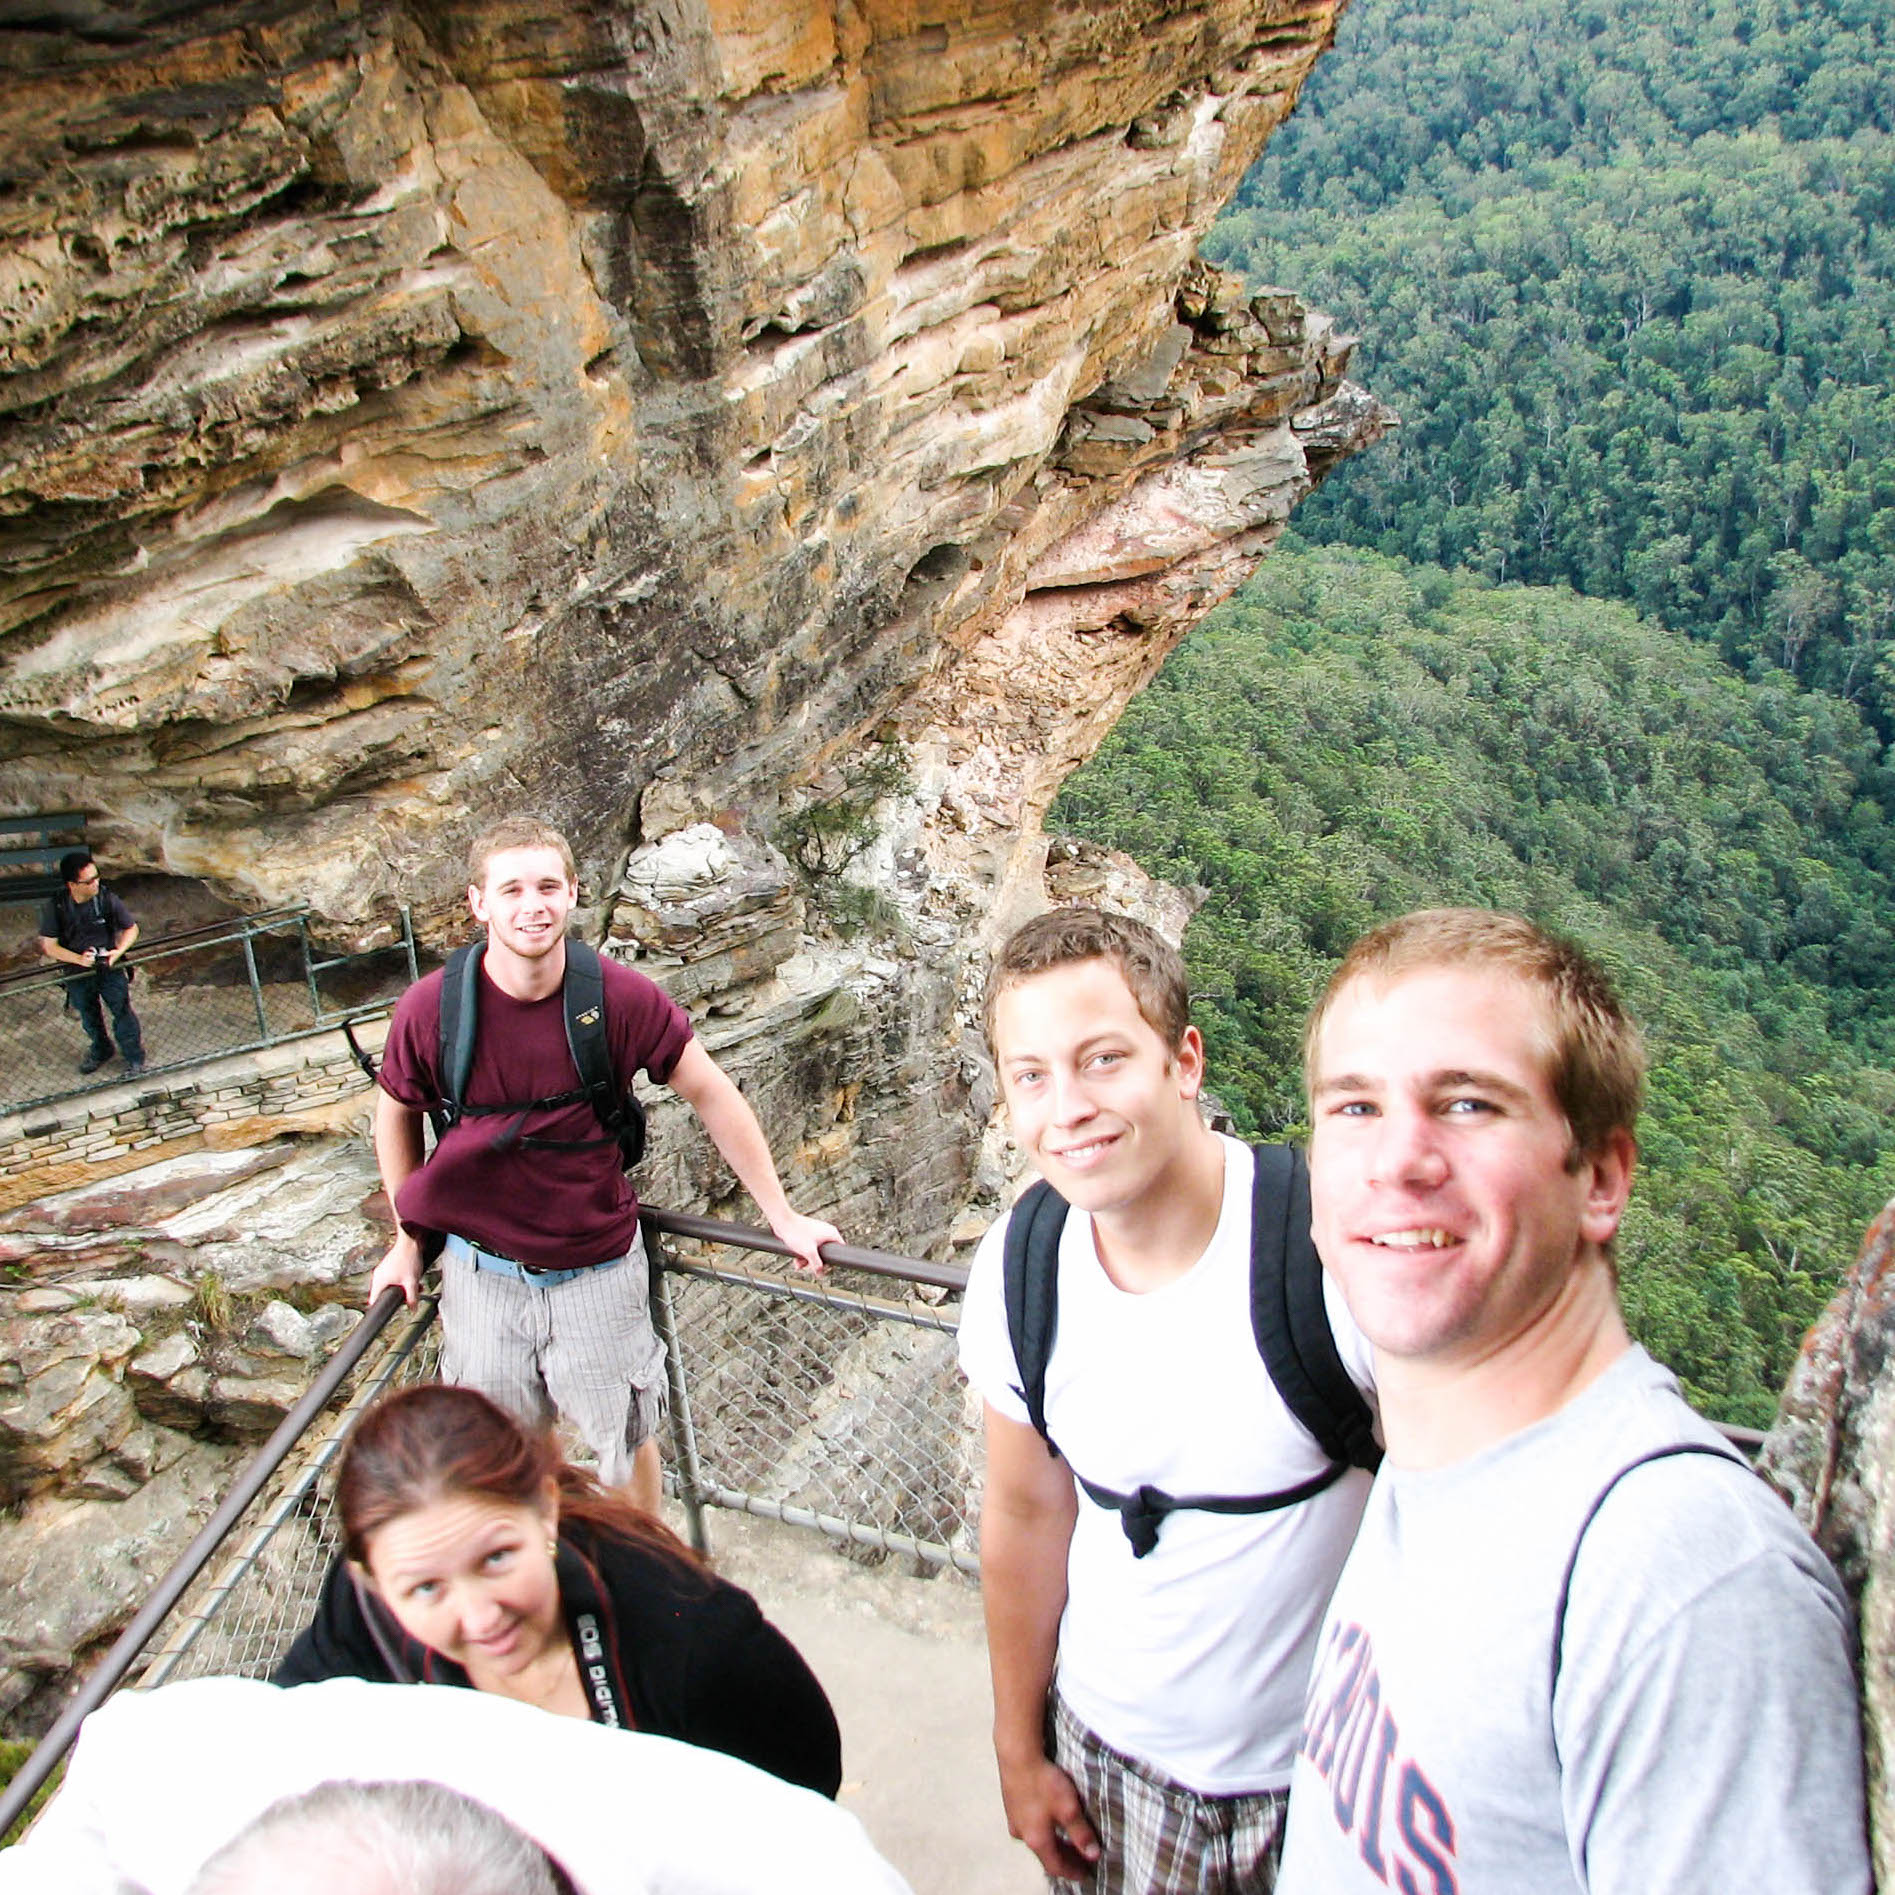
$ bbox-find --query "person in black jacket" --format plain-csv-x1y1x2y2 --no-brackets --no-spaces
36,850,145,1077
273,1384,842,1799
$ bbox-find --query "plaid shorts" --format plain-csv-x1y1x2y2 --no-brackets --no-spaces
439,1227,669,1487
1048,1692,1287,1895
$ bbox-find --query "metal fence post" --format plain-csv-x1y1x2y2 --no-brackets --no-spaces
299,915,322,1025
239,927,269,1043
646,1220,711,1558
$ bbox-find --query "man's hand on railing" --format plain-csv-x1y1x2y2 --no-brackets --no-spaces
770,1209,843,1275
367,1232,423,1308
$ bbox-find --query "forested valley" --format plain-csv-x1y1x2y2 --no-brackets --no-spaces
1053,0,1895,1425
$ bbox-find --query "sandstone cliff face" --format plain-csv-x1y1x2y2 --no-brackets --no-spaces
1764,1194,1895,1880
0,5,1389,1725
2,0,1384,1249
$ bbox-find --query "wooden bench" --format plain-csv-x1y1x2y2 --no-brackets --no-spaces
0,812,89,909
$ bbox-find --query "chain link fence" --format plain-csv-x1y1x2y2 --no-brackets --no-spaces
0,909,417,1114
126,1219,978,1701
655,1249,979,1577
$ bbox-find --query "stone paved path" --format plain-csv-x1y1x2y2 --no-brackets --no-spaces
676,1508,1039,1895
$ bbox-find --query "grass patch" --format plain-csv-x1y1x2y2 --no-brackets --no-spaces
0,1739,61,1846
191,1269,233,1331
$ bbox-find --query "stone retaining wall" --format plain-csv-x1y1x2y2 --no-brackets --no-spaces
0,1017,390,1198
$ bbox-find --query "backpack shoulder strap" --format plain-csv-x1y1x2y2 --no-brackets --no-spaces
52,886,92,935
561,939,646,1169
1549,1440,1740,1711
436,942,483,1131
1002,1179,1070,1453
1249,1142,1382,1472
561,939,612,1115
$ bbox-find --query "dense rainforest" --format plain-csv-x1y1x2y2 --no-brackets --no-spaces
1208,0,1895,727
1052,0,1895,1426
1055,545,1895,1425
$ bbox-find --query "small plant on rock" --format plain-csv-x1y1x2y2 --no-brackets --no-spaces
192,1270,233,1332
776,741,912,939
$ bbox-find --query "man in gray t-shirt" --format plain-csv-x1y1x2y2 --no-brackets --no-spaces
1280,908,1869,1894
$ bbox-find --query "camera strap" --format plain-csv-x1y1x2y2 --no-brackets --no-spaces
556,1538,634,1730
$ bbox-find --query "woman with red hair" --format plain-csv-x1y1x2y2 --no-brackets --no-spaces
274,1384,842,1797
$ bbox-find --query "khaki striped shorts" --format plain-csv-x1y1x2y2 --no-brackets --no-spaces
438,1227,668,1488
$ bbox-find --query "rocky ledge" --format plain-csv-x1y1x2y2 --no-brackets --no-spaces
0,0,1389,1735
0,1128,382,1726
2,0,1387,1258
1763,1196,1895,1887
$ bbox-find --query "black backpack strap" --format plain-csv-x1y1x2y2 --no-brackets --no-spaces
341,1017,380,1086
1549,1441,1742,1713
434,936,647,1167
1074,1463,1351,1559
561,940,646,1170
999,1146,1379,1554
435,942,483,1137
1249,1143,1382,1473
49,887,103,949
1002,1179,1069,1455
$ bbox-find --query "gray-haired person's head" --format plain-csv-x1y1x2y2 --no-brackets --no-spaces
185,1779,581,1895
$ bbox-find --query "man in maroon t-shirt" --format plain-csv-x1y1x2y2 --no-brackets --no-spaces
368,817,841,1510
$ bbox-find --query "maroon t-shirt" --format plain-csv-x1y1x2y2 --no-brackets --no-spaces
379,954,692,1269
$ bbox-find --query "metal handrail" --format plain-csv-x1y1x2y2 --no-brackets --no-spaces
0,1287,409,1838
645,1207,967,1293
0,1209,955,1837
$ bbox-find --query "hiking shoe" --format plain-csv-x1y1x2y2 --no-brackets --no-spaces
79,1049,110,1075
123,1059,145,1078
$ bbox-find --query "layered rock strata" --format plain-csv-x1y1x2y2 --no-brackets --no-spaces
1763,1193,1895,1879
0,1123,383,1725
2,0,1385,1257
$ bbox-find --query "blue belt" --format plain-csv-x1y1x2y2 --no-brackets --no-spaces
443,1232,619,1289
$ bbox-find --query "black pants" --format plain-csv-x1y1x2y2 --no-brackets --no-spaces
68,966,144,1064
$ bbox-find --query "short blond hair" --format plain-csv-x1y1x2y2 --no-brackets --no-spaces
1303,909,1644,1163
983,908,1191,1055
466,818,575,888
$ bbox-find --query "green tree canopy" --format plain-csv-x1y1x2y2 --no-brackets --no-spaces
1054,545,1895,1425
1211,0,1895,736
